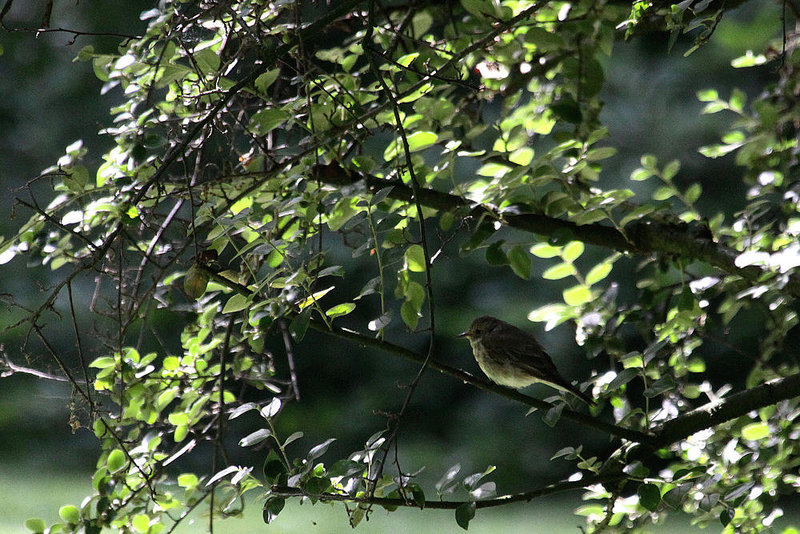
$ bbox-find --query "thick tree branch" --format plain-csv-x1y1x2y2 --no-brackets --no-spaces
313,164,800,297
631,372,800,461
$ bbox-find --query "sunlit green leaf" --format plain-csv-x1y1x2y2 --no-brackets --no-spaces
585,262,613,286
562,241,584,262
562,285,592,306
405,244,427,272
58,505,80,524
741,421,769,441
542,262,575,280
406,131,438,152
107,449,127,473
326,302,356,318
530,243,561,258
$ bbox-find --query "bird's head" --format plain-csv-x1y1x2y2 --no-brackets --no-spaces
458,315,502,341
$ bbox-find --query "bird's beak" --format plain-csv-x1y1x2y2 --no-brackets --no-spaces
458,331,468,338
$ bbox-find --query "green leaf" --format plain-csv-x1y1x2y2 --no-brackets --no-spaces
405,244,427,272
24,518,46,534
461,223,496,254
562,241,584,262
401,300,421,330
630,167,653,181
572,209,607,225
107,449,127,473
370,186,394,205
239,428,272,447
638,483,661,511
299,287,335,309
308,438,336,460
662,159,680,181
254,69,280,94
606,368,639,391
741,421,769,441
643,376,676,397
585,147,616,161
263,497,285,524
352,155,376,173
132,514,150,533
620,204,656,227
698,142,740,158
653,186,674,201
523,27,564,52
178,473,199,488
460,0,491,18
64,165,89,192
719,508,732,527
542,403,564,427
542,263,575,280
222,293,249,314
411,484,426,507
685,183,702,204
194,48,220,73
89,356,116,369
696,88,718,101
326,302,356,318
290,309,312,342
455,502,476,530
551,447,577,460
723,481,755,502
550,98,582,124
397,52,419,67
730,51,767,68
585,262,613,286
169,412,189,426
702,101,728,114
640,154,658,169
435,464,461,494
263,450,287,484
58,505,80,524
509,147,534,166
327,197,360,231
406,131,438,152
508,245,530,279
562,285,592,306
530,243,561,258
249,108,287,135
485,241,508,266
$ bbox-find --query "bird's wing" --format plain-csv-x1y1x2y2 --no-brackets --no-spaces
482,327,563,382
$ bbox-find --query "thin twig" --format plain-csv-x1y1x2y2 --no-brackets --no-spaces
278,319,301,401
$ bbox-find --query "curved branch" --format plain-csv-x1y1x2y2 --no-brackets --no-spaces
271,471,625,510
307,319,652,443
312,164,800,298
198,265,652,444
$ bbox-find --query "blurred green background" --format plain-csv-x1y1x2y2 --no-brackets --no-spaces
1,1,796,531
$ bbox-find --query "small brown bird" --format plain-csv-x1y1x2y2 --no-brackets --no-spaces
459,316,595,405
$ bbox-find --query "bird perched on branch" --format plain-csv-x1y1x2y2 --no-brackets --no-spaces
459,316,595,406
